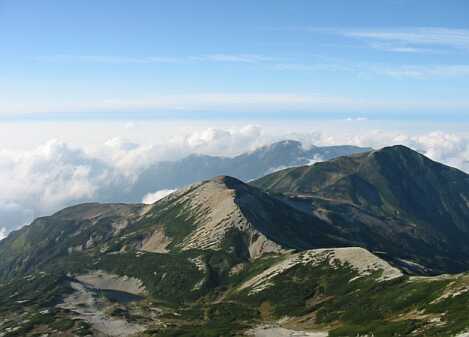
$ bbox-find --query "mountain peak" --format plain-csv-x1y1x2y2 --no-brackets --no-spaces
206,175,250,193
270,139,302,148
367,144,447,173
210,175,243,185
372,144,422,158
253,139,303,154
379,144,413,152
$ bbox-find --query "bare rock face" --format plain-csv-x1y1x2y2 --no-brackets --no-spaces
246,325,328,337
239,247,403,295
141,227,172,253
75,270,146,295
168,177,284,258
57,281,145,337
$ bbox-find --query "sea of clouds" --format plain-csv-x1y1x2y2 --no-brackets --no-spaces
0,124,468,239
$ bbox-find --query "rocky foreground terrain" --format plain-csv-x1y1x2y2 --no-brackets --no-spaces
1,145,469,337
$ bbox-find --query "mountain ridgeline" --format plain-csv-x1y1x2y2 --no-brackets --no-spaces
1,144,469,337
0,175,351,281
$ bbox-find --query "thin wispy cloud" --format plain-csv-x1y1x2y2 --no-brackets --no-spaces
368,42,435,54
192,54,275,63
3,92,469,117
343,27,469,50
39,53,275,65
373,64,469,79
38,55,182,64
0,93,332,115
274,63,353,72
293,27,469,53
275,60,469,79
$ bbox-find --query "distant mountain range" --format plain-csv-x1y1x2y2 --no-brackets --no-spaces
125,140,371,201
1,145,469,337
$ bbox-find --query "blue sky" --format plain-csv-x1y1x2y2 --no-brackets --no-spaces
1,0,469,120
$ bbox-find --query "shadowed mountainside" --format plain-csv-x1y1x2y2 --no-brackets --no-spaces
252,145,469,273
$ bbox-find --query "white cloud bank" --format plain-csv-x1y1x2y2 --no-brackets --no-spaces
0,125,269,235
142,189,177,204
0,124,468,237
0,227,7,241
